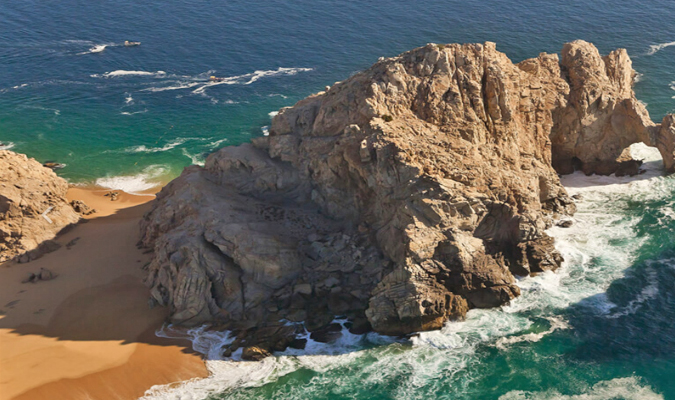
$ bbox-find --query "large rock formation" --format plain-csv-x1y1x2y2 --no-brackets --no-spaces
551,41,675,174
140,40,674,350
0,150,80,262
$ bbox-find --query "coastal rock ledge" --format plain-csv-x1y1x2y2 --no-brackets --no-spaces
141,40,675,353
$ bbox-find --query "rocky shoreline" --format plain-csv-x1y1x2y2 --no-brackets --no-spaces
3,40,674,363
137,40,675,359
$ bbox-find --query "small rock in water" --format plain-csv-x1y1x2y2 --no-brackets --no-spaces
288,338,308,350
557,220,574,228
241,345,271,361
309,323,343,343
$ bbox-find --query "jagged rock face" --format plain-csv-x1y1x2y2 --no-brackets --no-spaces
0,150,80,262
140,40,673,341
551,40,674,174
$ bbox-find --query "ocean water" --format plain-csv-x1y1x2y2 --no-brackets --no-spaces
3,0,675,399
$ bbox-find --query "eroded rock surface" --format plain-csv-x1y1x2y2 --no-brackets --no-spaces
0,150,80,262
140,40,674,354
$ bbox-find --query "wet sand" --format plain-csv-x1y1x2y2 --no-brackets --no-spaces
0,187,208,400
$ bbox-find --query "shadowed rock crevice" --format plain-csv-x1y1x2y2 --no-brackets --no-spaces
140,40,675,355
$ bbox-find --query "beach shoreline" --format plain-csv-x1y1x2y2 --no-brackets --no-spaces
0,186,208,400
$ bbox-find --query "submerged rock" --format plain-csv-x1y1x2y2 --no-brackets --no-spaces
0,150,80,262
140,41,674,346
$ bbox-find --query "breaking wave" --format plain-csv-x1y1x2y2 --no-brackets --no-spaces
0,142,16,150
94,165,168,194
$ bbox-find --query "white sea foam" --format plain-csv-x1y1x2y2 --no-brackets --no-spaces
261,126,270,136
499,377,663,400
123,138,188,153
181,148,205,166
141,321,390,400
92,70,167,78
95,165,168,194
120,109,147,116
125,93,134,105
647,41,675,55
191,67,313,94
140,67,313,95
495,317,569,349
0,142,15,150
142,82,202,92
269,111,279,118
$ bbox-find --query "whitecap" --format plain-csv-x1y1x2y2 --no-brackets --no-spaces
498,377,663,400
95,165,168,194
647,41,675,55
125,93,134,105
120,109,148,116
123,138,187,153
142,82,202,92
269,111,279,118
191,67,313,94
92,70,167,78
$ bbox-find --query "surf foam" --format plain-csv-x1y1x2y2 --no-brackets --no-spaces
647,41,675,55
95,165,168,194
92,70,167,78
499,377,663,400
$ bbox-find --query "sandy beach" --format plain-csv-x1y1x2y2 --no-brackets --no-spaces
0,187,208,400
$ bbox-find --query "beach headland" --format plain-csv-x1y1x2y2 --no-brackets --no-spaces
0,186,208,400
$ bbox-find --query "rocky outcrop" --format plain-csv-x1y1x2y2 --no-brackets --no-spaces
550,41,675,174
140,40,674,352
0,150,80,262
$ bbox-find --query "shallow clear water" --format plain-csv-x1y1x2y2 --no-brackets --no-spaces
3,1,675,399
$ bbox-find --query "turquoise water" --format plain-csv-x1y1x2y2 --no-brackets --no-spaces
3,1,675,399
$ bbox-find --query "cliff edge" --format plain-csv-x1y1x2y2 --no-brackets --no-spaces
140,40,674,355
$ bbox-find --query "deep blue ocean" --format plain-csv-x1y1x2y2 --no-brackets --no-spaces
2,1,675,399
